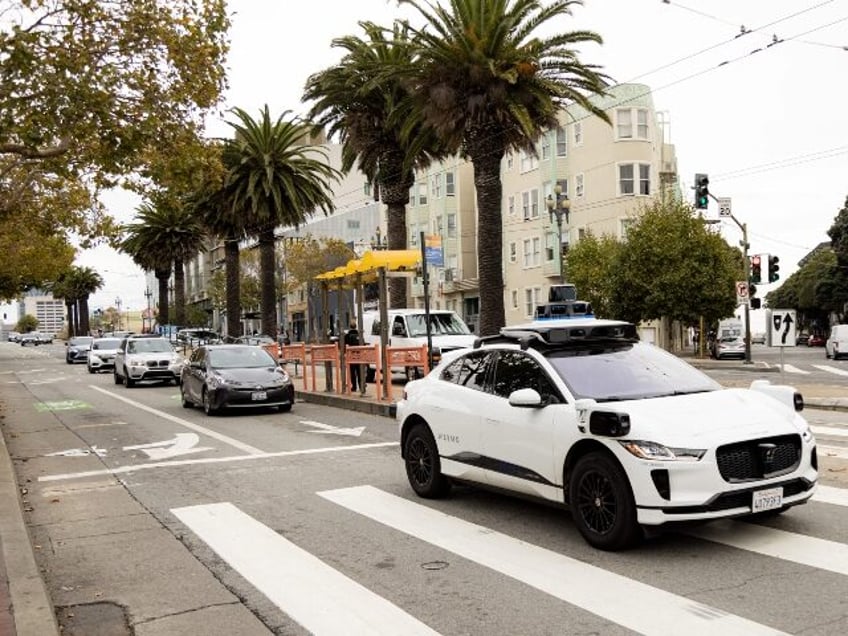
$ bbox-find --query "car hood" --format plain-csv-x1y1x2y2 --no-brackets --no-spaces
604,388,805,445
216,367,287,384
430,334,477,351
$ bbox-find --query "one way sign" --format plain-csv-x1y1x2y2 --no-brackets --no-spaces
770,309,797,347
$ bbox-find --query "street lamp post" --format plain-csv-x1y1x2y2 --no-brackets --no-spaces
546,186,571,283
371,227,387,250
114,297,122,330
144,287,152,333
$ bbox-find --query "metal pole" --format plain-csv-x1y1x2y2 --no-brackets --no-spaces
420,231,433,370
556,213,564,284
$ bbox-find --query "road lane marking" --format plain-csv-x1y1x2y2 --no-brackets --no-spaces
778,364,809,374
172,502,439,636
89,385,263,455
812,364,848,377
37,442,396,482
320,486,786,636
687,520,848,577
811,425,848,438
814,485,848,507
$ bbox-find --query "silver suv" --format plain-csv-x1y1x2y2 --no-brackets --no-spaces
114,335,185,387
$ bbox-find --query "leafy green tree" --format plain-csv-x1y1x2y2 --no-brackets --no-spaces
224,106,340,337
16,314,38,333
565,233,622,319
304,21,443,308
613,200,739,327
0,214,75,300
286,237,355,341
399,0,610,334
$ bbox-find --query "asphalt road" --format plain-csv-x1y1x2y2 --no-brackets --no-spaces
2,341,848,635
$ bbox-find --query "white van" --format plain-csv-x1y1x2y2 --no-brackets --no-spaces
362,309,477,380
826,324,848,359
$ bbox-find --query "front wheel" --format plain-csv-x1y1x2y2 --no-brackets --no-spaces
124,369,135,388
569,452,641,551
404,423,451,498
202,388,217,415
180,385,193,409
114,370,122,385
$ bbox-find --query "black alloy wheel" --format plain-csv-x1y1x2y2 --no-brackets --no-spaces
180,385,193,409
404,423,451,498
569,452,640,551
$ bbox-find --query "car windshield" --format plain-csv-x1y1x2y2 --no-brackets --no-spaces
208,347,275,369
127,339,173,354
92,338,121,350
406,313,471,337
69,337,94,346
547,342,720,402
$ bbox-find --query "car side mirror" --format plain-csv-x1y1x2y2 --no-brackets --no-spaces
508,388,544,408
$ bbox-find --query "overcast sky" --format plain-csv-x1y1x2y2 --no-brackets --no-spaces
68,0,848,316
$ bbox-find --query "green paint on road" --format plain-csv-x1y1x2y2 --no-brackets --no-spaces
35,400,91,412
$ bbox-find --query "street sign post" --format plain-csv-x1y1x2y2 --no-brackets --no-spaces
770,309,797,347
735,281,749,305
718,197,732,217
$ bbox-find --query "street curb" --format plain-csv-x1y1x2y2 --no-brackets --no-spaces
295,389,396,418
0,431,59,636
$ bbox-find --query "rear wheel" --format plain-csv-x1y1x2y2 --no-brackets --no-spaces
569,452,641,551
87,365,95,374
124,369,135,388
404,423,451,498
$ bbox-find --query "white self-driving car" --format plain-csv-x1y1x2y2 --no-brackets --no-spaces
396,318,817,551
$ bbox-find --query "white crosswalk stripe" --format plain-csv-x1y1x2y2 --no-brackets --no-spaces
172,502,439,635
320,485,787,636
812,364,848,377
814,485,848,507
777,363,810,374
811,425,848,438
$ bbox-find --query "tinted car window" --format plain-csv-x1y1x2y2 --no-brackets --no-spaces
491,351,560,401
441,351,492,391
547,342,720,402
209,347,275,368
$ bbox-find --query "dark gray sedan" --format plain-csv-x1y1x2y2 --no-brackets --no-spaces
180,344,294,415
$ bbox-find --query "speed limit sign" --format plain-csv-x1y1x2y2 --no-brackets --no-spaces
718,197,732,217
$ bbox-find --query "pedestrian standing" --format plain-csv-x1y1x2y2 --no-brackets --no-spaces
344,321,362,392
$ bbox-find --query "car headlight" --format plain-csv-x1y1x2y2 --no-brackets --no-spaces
275,368,290,383
619,440,706,462
90,354,102,362
206,372,229,389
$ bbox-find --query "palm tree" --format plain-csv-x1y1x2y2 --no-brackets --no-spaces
50,270,79,337
399,0,610,334
120,198,206,326
304,21,443,308
185,143,248,339
70,266,103,335
224,105,340,337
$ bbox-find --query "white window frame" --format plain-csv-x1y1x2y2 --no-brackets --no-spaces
530,188,539,220
511,289,518,309
545,231,556,263
431,174,442,199
620,218,636,240
508,195,515,216
617,162,651,196
616,108,649,141
445,171,455,196
574,122,583,146
509,241,517,263
522,191,531,220
556,126,567,156
525,286,542,318
523,236,541,268
540,132,551,160
576,173,585,198
447,213,457,238
417,182,428,205
523,238,532,267
519,150,538,173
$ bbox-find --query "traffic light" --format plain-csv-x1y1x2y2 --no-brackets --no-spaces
694,173,709,209
751,298,762,309
768,255,780,282
750,254,762,284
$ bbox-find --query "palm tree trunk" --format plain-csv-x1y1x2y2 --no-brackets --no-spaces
381,164,414,309
156,268,171,326
468,131,507,336
65,300,74,337
225,237,242,339
72,300,80,336
258,227,278,337
173,260,186,325
79,297,90,335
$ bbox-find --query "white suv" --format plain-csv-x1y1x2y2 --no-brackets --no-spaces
114,336,184,387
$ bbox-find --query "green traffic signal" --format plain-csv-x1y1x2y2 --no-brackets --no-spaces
694,173,709,210
768,255,780,282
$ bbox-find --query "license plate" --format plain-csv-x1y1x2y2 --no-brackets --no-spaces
752,487,783,513
251,391,267,401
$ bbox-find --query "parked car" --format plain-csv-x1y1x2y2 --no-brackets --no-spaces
176,329,221,346
180,344,294,415
807,334,825,347
710,335,746,360
113,335,185,387
751,332,766,345
796,333,810,346
826,324,848,359
87,337,122,373
234,334,276,346
66,336,94,363
6,331,21,342
37,332,53,344
397,318,817,551
19,332,41,346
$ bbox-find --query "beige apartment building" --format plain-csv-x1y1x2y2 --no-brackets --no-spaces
179,83,678,342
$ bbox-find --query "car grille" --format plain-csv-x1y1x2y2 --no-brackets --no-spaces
716,434,802,482
145,360,172,368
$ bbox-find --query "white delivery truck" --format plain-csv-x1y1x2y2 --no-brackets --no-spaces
362,308,477,381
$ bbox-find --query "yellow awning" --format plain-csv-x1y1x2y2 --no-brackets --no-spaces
314,249,421,281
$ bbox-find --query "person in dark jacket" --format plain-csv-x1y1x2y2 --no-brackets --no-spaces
344,321,362,392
